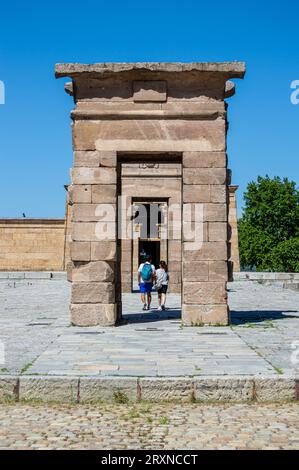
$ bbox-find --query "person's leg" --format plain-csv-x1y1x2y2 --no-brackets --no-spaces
161,293,166,309
147,292,152,309
140,285,147,310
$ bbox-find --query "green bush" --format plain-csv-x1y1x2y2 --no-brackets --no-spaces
239,176,299,272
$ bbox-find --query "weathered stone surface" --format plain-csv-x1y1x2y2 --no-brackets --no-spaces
182,304,228,325
183,261,209,281
19,377,78,403
182,222,208,242
74,150,101,167
70,261,114,282
183,152,226,168
133,80,167,102
91,185,117,204
209,222,227,241
208,261,228,281
254,378,297,402
55,62,246,78
74,150,116,167
183,168,227,185
71,242,91,261
79,377,138,403
183,185,210,203
183,282,227,305
204,204,227,222
72,221,116,241
71,282,115,304
210,185,227,203
194,377,254,402
183,242,227,261
72,204,116,222
73,119,226,152
90,241,116,261
140,378,193,402
71,303,117,326
0,376,18,402
71,167,116,185
68,185,91,204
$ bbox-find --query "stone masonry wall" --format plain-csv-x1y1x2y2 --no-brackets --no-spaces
0,219,65,271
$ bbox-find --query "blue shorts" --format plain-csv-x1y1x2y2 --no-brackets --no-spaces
140,283,153,294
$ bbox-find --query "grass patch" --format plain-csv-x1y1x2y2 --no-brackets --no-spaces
113,389,129,404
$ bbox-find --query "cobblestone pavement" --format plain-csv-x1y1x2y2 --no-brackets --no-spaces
0,402,298,449
0,278,298,376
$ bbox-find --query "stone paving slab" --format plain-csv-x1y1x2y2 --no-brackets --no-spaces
0,402,298,449
0,278,298,380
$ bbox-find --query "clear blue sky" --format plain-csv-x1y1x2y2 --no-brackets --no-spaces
0,0,298,218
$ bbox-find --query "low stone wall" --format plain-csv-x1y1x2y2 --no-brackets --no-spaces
0,375,298,404
0,219,67,271
234,272,299,282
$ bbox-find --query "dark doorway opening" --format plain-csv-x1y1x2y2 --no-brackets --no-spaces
138,240,160,269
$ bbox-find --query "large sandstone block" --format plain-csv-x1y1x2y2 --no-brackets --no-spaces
182,304,228,325
194,377,254,402
183,151,227,168
72,204,117,222
182,222,208,242
90,241,116,261
168,241,182,261
254,378,297,402
72,119,226,152
71,282,115,303
79,377,138,403
72,221,116,241
71,303,117,326
71,241,91,261
209,222,227,241
183,261,209,281
183,281,227,304
183,185,210,203
208,261,228,281
183,168,226,185
68,185,91,204
74,150,116,167
0,376,18,402
19,377,78,403
139,378,193,402
210,185,227,203
204,204,227,222
91,185,117,204
71,167,116,185
183,241,227,261
70,261,114,282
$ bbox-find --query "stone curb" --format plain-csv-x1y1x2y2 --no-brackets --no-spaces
0,375,298,404
0,272,66,280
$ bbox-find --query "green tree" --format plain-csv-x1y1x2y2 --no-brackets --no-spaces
238,176,299,271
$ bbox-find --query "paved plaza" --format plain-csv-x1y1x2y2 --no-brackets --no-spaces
0,402,298,449
0,277,298,377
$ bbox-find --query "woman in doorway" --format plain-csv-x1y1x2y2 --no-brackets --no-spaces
155,261,169,311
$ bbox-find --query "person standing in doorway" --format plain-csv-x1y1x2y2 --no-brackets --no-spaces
138,255,156,311
155,261,169,311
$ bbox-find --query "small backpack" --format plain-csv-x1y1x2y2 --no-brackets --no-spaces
141,263,152,282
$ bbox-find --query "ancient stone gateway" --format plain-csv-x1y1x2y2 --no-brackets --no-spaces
55,62,245,327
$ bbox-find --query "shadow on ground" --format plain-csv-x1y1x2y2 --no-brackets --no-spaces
120,308,181,324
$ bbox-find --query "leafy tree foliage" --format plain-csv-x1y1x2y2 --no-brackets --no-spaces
238,176,299,271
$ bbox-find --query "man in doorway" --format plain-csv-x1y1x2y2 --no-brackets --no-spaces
138,255,156,311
